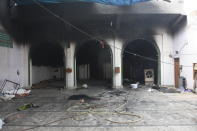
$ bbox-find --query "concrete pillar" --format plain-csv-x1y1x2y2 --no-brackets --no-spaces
64,41,76,89
109,38,123,88
23,44,31,88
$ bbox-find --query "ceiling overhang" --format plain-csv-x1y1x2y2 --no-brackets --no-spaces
14,0,151,6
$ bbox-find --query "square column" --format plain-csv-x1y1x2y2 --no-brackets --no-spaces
109,39,123,88
64,42,76,89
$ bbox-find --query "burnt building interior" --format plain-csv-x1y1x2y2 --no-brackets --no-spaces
29,42,65,85
123,39,159,85
2,1,197,131
0,0,187,87
30,42,64,68
76,40,112,86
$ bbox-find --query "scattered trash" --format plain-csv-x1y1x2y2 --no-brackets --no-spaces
0,89,31,101
97,90,127,98
17,103,39,111
31,80,52,89
76,84,88,90
148,88,153,92
184,89,193,93
152,85,160,90
177,88,193,93
0,119,4,130
68,94,100,101
0,79,20,94
0,93,15,101
130,83,138,89
159,87,181,93
4,113,25,123
82,84,88,89
79,99,85,103
108,90,126,96
177,86,186,92
5,89,31,96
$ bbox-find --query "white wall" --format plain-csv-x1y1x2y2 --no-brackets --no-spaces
0,43,29,91
157,31,175,86
173,25,188,54
171,0,197,89
0,42,64,90
32,66,62,84
182,22,197,89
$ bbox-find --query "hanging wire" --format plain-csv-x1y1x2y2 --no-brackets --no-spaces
32,0,100,41
30,0,192,68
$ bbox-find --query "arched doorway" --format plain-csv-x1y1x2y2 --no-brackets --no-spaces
76,40,113,87
123,39,160,85
29,42,65,88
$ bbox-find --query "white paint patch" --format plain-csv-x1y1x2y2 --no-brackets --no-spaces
0,119,4,129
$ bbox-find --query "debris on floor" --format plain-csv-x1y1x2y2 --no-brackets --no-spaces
184,89,193,93
5,89,31,96
147,88,153,92
107,90,127,96
82,84,88,89
79,99,85,103
149,86,194,93
152,85,160,90
68,94,100,101
4,113,25,123
177,86,193,93
31,80,53,89
0,79,20,94
2,84,197,131
0,89,31,101
65,88,142,126
17,103,39,111
97,90,126,97
158,87,181,93
0,118,4,130
130,83,138,89
0,93,15,101
76,84,88,90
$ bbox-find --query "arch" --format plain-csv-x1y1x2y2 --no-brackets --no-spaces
122,38,161,85
75,40,113,87
28,42,65,87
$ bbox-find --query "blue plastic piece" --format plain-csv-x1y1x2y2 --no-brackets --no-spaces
14,0,151,6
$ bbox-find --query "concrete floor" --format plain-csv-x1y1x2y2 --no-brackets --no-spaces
1,85,197,131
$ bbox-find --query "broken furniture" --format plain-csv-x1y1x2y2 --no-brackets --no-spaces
0,79,20,94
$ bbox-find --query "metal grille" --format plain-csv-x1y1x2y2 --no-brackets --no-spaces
0,32,13,48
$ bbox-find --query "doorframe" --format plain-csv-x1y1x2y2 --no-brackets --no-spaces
122,37,161,85
74,40,113,87
174,58,180,88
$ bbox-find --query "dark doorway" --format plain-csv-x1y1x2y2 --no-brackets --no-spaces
76,40,112,87
29,42,65,87
123,39,160,85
